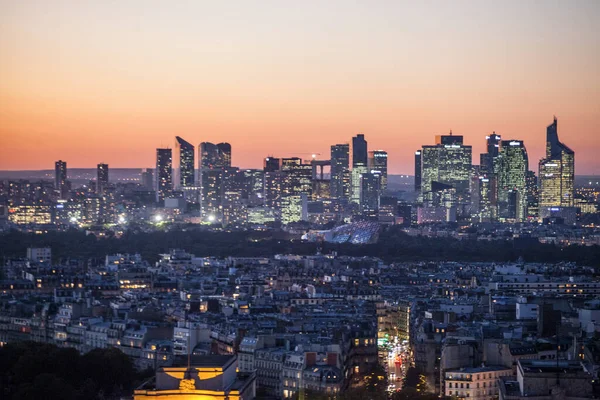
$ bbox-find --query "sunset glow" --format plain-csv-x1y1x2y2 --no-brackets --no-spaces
1,0,599,173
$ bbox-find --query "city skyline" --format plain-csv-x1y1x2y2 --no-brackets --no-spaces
1,1,599,174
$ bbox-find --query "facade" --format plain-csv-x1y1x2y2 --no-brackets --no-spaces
351,134,368,205
444,366,512,400
155,149,173,203
421,133,472,208
360,172,381,218
414,150,422,193
97,163,109,195
539,117,575,211
330,144,350,201
368,150,388,191
55,160,68,199
174,137,195,189
497,140,528,221
134,355,256,400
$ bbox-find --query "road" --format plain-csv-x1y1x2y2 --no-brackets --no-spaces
384,339,410,394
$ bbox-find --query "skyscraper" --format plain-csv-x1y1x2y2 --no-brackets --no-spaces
330,144,350,200
360,171,381,218
414,150,422,193
368,150,388,191
539,117,575,210
281,157,312,197
155,148,173,203
264,157,281,173
351,134,368,204
174,136,195,188
97,163,109,195
421,133,472,207
198,142,231,218
55,160,67,199
352,134,368,167
497,140,528,221
480,132,501,174
199,142,232,170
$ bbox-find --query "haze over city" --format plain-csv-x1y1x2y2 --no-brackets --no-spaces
1,0,599,174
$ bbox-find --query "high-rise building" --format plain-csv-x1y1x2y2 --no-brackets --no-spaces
414,150,422,193
242,169,265,206
155,148,173,203
368,150,388,191
264,157,281,172
174,137,195,188
199,142,231,170
281,158,312,197
281,194,308,225
331,144,350,200
198,142,231,218
526,170,539,220
480,132,501,174
351,134,368,204
539,117,575,211
360,172,381,218
97,163,109,195
55,160,67,198
352,134,368,167
141,169,154,190
497,140,528,221
421,133,472,207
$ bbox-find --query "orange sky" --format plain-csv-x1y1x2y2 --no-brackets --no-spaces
1,1,599,174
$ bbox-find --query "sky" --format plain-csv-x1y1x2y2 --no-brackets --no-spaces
1,0,599,174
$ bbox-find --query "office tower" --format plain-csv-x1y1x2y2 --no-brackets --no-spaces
360,172,381,218
281,194,308,225
97,163,109,195
83,196,102,224
414,150,422,192
174,137,195,188
141,169,154,190
281,158,312,197
222,190,247,228
477,174,497,222
200,169,223,219
368,150,388,191
480,132,501,174
264,170,283,209
378,196,397,224
55,160,67,198
421,132,472,207
352,134,368,166
242,169,265,206
198,142,231,218
539,117,575,210
199,142,231,170
351,134,368,205
311,159,331,200
497,140,528,221
330,144,350,200
264,157,281,172
155,148,173,203
526,170,539,220
217,143,232,168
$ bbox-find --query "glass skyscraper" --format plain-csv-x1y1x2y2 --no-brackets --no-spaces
330,144,350,200
351,134,368,204
155,148,172,203
497,140,528,221
368,150,388,191
421,133,472,207
97,163,109,195
174,136,195,188
539,117,575,210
